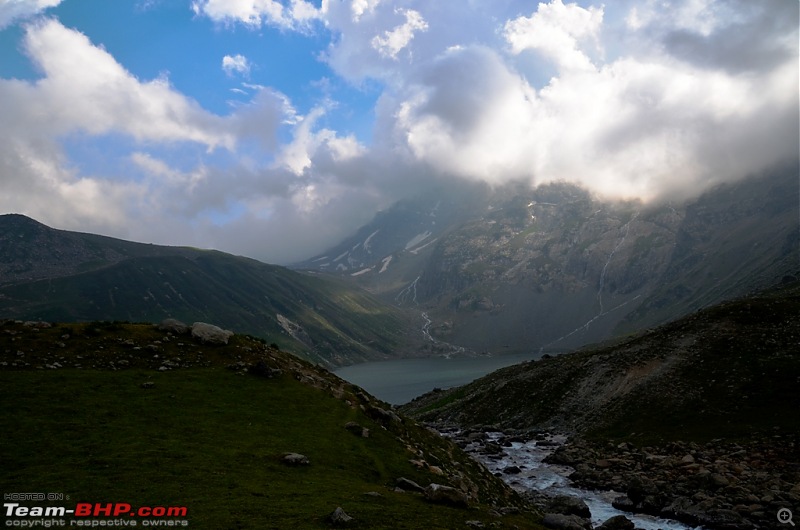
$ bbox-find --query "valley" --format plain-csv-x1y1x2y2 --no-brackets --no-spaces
0,214,423,367
402,279,800,529
1,167,797,530
301,166,798,357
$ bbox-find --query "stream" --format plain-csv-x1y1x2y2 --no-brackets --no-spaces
454,431,703,530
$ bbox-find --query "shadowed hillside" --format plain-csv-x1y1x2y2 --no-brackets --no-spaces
0,319,542,529
0,214,420,367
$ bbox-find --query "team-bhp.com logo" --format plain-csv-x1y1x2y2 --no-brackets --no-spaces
4,501,189,527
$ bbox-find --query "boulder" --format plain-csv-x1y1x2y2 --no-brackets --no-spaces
596,515,635,530
158,318,189,335
396,477,424,492
626,476,657,504
191,322,233,344
344,421,369,438
329,507,353,526
541,513,590,530
612,495,636,512
424,483,470,507
365,405,402,424
282,453,310,466
546,495,591,519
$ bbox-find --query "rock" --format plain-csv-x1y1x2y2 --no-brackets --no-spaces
596,515,635,530
541,513,590,530
396,477,424,492
344,421,369,438
250,361,282,378
190,322,233,345
158,318,188,335
680,454,696,465
503,465,522,474
140,382,155,389
450,473,480,503
612,495,636,512
626,476,657,504
329,507,353,526
424,483,470,507
546,495,591,519
282,453,310,466
710,473,730,488
366,405,402,424
465,521,484,528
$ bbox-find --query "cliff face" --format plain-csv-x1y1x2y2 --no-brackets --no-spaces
303,165,799,355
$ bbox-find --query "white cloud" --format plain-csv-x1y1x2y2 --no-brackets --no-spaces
15,19,235,148
351,0,381,22
191,0,320,30
1,0,797,265
504,0,604,73
371,8,428,59
376,0,798,201
0,0,63,29
222,54,251,76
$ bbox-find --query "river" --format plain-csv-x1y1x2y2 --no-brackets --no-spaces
460,432,702,530
336,356,702,529
334,351,542,405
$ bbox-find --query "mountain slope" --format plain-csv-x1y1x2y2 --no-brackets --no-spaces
400,279,800,530
302,165,799,356
401,279,800,442
0,215,419,367
0,320,541,529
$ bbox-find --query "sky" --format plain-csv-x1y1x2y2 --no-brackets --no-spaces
0,0,797,264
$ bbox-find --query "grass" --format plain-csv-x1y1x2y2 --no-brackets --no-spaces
404,280,800,446
0,321,541,529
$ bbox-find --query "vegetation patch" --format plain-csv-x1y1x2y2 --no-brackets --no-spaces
0,321,541,529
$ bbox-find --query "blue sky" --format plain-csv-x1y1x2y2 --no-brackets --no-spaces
0,0,797,263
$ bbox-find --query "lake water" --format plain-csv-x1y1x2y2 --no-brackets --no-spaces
334,352,542,405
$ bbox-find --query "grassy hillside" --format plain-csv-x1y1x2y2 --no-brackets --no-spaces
403,279,800,445
0,215,420,367
0,320,541,529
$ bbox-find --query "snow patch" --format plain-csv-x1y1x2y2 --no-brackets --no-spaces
363,229,380,253
350,267,373,277
405,231,432,250
379,255,393,273
333,250,349,262
409,238,437,254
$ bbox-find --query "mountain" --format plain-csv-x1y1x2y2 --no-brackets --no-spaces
401,279,800,440
0,214,420,367
400,280,800,530
300,164,799,356
0,320,541,529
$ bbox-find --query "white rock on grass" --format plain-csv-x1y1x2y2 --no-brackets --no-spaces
191,322,233,345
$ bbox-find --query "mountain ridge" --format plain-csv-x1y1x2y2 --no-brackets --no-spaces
0,214,421,367
301,164,799,356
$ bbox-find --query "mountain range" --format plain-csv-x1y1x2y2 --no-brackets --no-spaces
1,163,796,367
0,214,420,367
300,164,799,356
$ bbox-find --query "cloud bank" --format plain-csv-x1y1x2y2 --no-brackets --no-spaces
0,0,797,263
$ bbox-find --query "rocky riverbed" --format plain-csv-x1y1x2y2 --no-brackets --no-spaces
546,435,800,530
442,427,800,530
442,427,701,530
